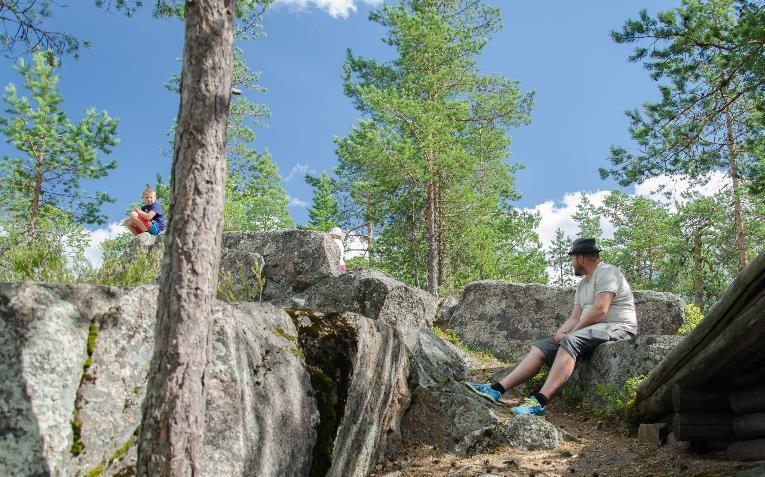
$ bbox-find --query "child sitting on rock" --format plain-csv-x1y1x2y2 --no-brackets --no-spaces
330,226,346,273
123,187,166,236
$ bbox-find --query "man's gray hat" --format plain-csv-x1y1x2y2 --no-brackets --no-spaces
568,237,601,255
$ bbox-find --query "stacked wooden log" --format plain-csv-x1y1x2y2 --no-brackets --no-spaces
634,250,765,461
670,385,765,460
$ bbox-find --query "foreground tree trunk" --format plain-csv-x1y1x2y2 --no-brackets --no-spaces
137,1,234,475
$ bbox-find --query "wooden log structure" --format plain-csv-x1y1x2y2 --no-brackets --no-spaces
672,413,737,442
727,439,765,461
734,413,765,440
635,251,765,424
672,385,731,413
731,385,765,414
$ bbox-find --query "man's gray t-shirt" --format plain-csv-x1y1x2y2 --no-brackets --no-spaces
574,262,638,334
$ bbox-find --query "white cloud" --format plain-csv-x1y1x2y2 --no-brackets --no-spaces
287,195,309,208
83,223,124,268
526,172,730,251
525,189,613,249
633,171,729,211
284,163,315,182
274,0,382,18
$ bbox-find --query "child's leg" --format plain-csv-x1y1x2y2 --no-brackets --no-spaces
123,215,141,235
127,211,149,233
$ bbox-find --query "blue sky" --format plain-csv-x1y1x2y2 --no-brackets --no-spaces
0,0,686,251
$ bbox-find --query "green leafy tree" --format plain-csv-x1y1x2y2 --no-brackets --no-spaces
305,171,343,232
604,0,765,270
0,50,119,234
548,228,574,286
600,191,674,290
572,192,603,240
337,0,534,295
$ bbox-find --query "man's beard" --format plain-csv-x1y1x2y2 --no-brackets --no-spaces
574,267,584,277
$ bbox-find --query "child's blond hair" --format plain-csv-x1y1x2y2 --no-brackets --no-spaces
144,187,156,195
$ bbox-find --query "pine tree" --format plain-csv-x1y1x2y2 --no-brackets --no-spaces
0,50,119,234
137,0,235,472
604,0,765,270
305,171,343,232
547,228,574,286
337,0,534,295
572,193,602,240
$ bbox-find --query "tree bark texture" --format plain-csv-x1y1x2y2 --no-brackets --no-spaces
426,179,438,298
723,102,748,270
137,0,234,475
29,151,43,235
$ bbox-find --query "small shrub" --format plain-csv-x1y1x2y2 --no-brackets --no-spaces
432,326,510,368
94,234,163,287
677,303,704,335
592,374,645,427
522,368,549,395
217,258,265,303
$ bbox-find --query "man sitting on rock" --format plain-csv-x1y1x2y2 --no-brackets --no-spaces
465,238,638,416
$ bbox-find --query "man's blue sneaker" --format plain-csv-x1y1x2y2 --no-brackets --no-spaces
464,382,501,403
511,396,545,416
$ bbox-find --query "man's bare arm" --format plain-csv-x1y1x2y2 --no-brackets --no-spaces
554,305,582,343
569,292,615,333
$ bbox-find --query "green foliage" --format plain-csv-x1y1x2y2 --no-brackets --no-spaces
0,207,93,283
522,368,549,395
94,234,163,287
547,228,574,287
216,259,265,303
678,303,705,335
592,375,644,426
0,50,119,231
336,1,539,294
305,171,344,232
0,2,87,57
605,0,765,271
572,193,603,241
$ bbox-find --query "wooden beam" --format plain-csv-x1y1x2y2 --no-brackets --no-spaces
727,439,765,461
672,413,737,442
672,385,731,413
731,385,765,414
734,413,765,440
638,423,668,446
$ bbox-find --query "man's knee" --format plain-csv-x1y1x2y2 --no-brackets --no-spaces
529,345,546,361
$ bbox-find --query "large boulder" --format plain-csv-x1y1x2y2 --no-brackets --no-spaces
222,230,341,304
294,269,437,348
291,310,410,477
441,281,685,362
0,283,409,477
408,328,468,388
0,283,122,476
567,334,685,409
401,382,562,456
402,382,500,456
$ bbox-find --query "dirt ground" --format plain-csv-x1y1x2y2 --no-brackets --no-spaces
372,389,765,477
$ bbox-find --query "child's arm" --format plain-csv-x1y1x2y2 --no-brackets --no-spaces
135,208,157,220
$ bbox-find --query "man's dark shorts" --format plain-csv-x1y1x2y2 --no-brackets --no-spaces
534,323,636,366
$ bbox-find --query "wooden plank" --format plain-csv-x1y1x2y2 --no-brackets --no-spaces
672,413,737,442
727,439,765,461
636,251,765,403
637,292,765,422
672,385,731,413
638,423,668,446
731,385,765,414
735,413,765,440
